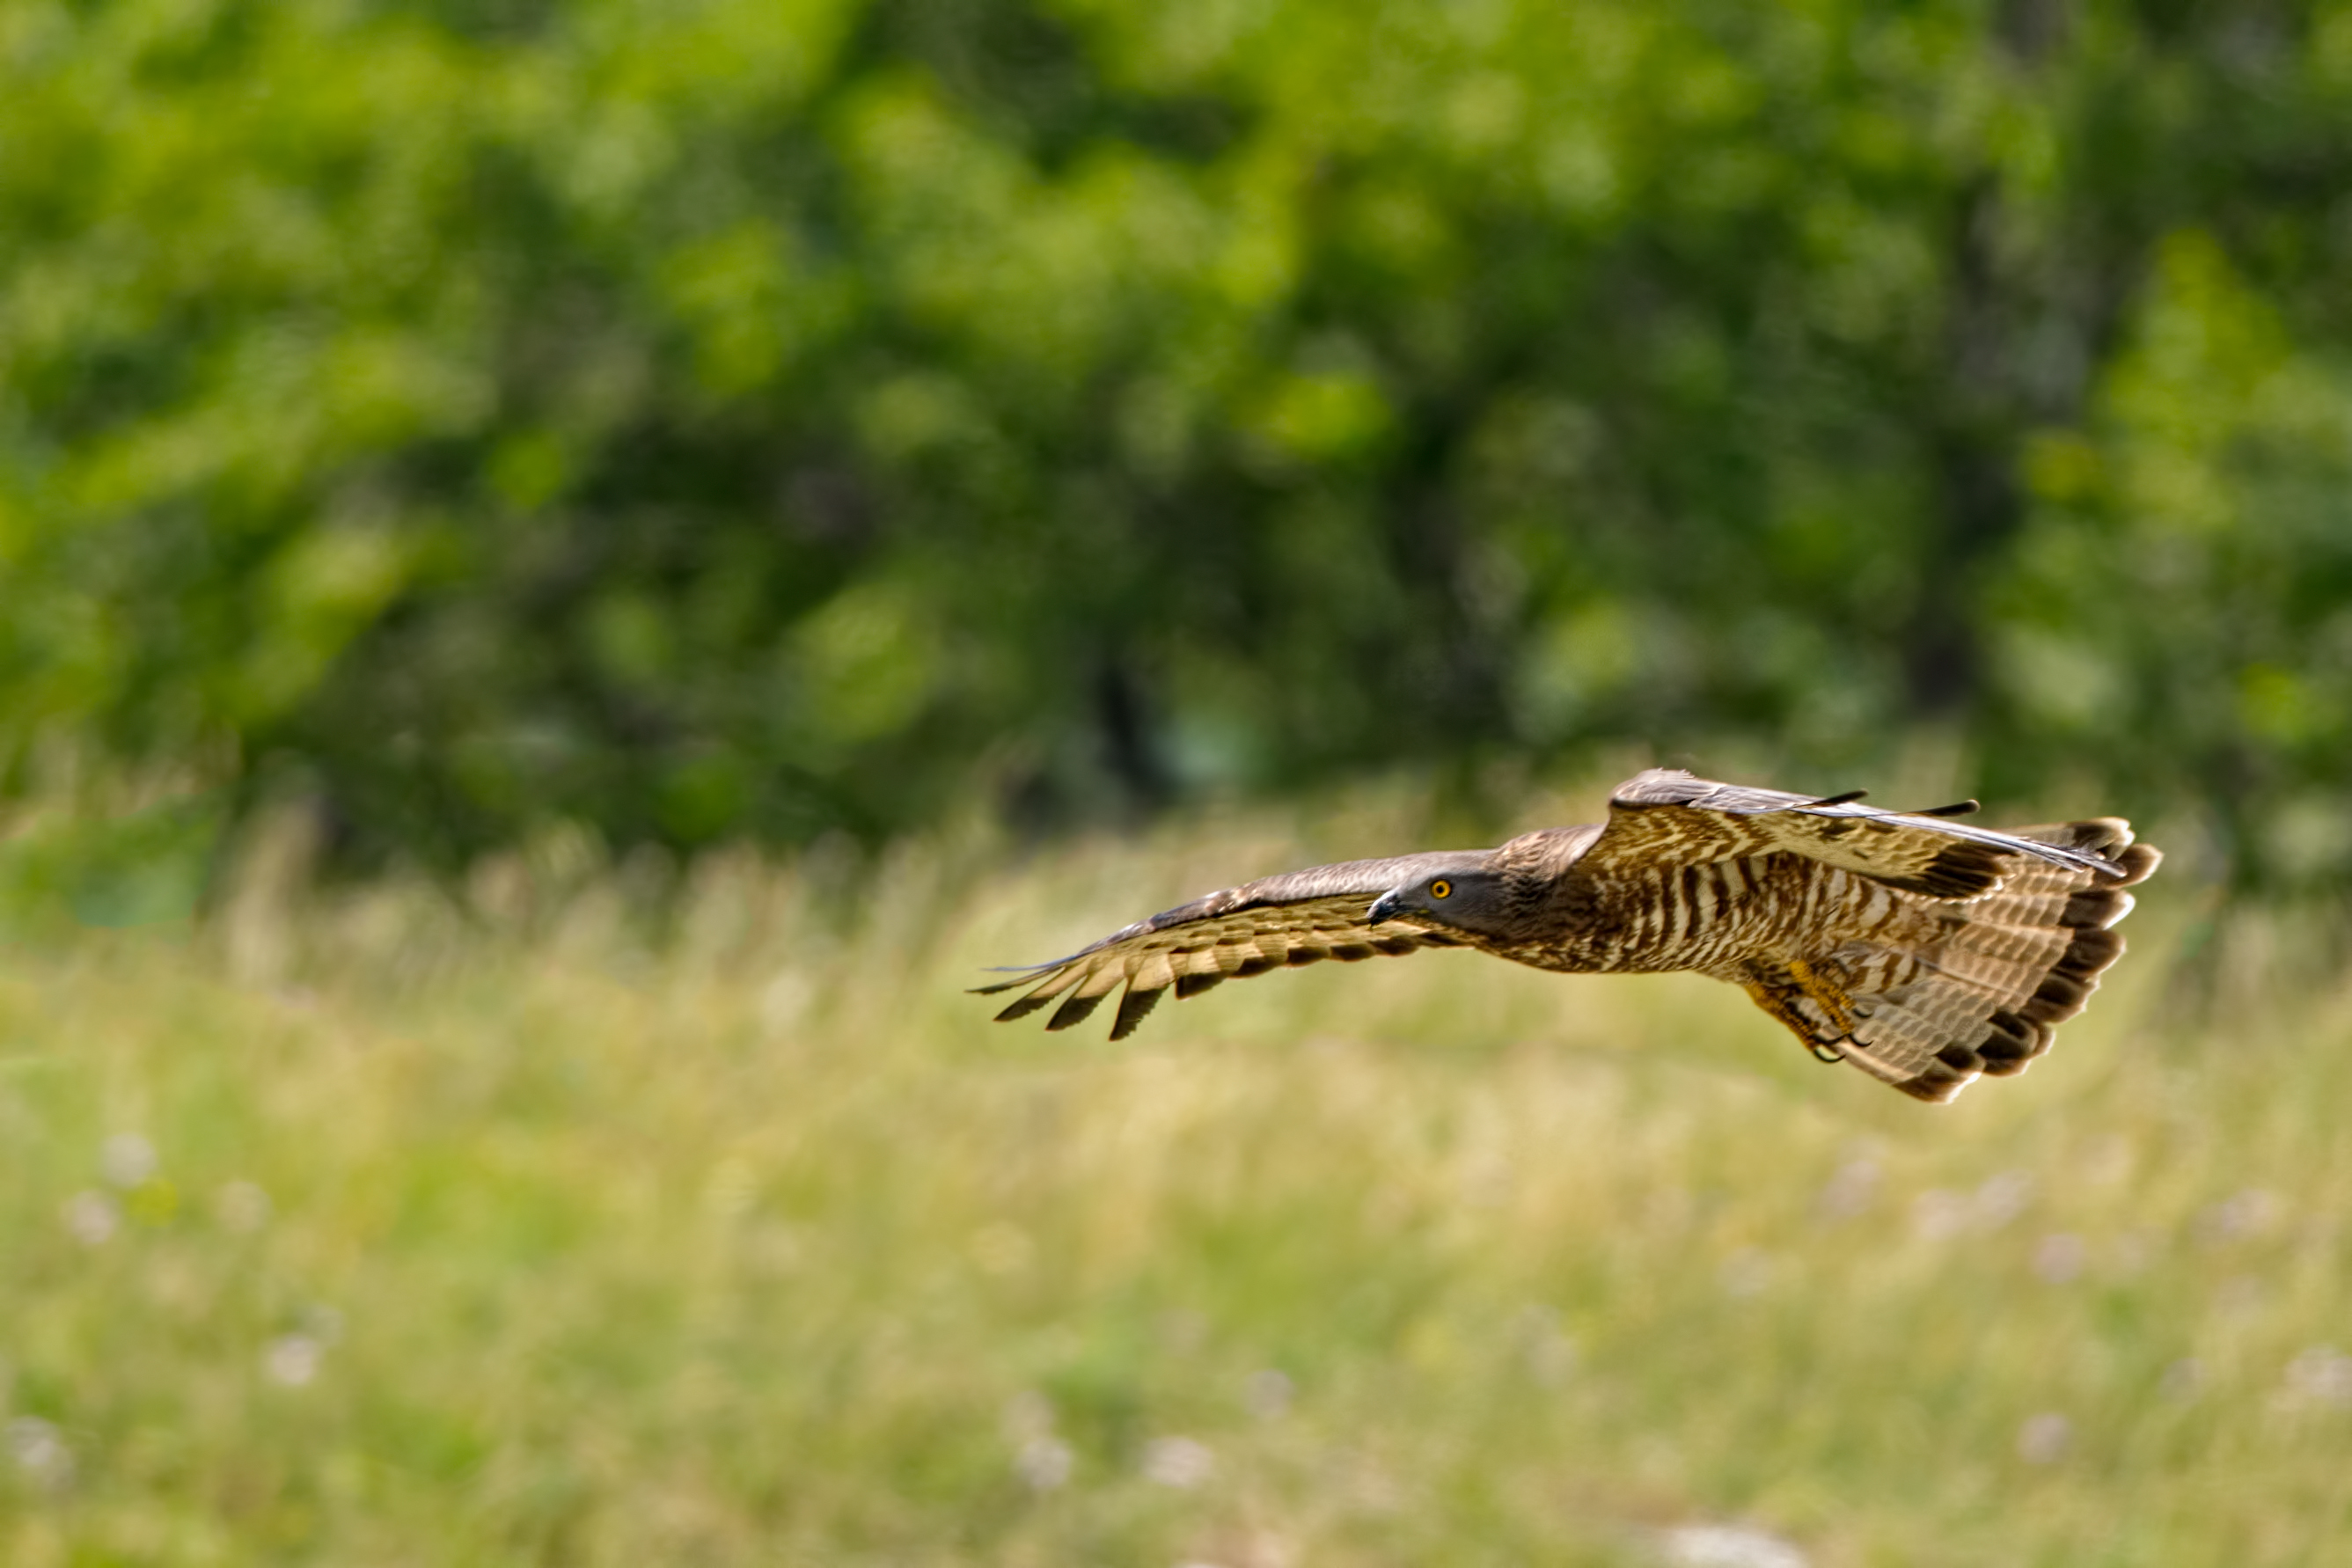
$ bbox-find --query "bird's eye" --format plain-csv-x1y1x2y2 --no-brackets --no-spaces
1430,879,1453,899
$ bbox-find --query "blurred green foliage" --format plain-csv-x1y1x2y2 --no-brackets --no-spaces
4,0,2349,883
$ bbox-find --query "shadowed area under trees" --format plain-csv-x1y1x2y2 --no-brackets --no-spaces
4,0,2351,888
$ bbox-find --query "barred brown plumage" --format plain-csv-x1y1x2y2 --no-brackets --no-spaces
974,769,2160,1102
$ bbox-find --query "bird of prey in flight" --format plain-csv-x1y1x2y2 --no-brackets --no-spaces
977,770,2159,1103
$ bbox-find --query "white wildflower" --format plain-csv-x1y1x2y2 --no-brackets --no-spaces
1245,1367,1294,1418
2033,1233,2085,1284
215,1180,273,1232
264,1334,323,1387
1015,1435,1073,1491
1660,1522,1809,1568
1815,1159,1879,1220
6,1418,72,1490
1720,1248,1772,1299
2284,1345,2352,1408
1975,1170,2033,1229
62,1191,117,1247
1142,1435,1215,1489
2017,1411,2071,1464
100,1133,157,1189
1910,1189,1967,1242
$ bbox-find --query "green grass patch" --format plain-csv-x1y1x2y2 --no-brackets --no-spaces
1,811,2348,1564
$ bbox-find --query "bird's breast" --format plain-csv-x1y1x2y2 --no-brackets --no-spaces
1492,861,1788,976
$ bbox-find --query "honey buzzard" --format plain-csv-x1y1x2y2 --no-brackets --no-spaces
976,770,2159,1102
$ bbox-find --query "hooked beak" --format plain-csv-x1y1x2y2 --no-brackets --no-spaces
1366,889,1406,925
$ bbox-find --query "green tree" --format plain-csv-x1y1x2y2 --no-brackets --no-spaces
2,0,2348,886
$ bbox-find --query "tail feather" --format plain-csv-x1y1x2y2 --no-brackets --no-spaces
1770,817,2160,1103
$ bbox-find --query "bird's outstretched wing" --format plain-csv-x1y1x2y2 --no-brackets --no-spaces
974,852,1482,1041
1582,768,2136,898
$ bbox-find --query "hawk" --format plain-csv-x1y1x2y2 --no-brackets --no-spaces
977,770,2159,1102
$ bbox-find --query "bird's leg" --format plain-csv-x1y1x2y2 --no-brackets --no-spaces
1784,958,1858,1037
1740,980,1845,1064
1740,961,1858,1066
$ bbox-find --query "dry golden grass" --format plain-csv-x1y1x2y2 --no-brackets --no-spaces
3,800,2349,1565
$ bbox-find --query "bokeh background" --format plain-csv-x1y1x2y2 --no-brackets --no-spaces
4,2,2352,1564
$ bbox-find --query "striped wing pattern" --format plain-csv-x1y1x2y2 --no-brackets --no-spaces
972,853,1476,1040
1594,768,2127,898
1730,819,2160,1101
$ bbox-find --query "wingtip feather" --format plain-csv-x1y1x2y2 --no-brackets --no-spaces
1046,992,1107,1031
993,992,1059,1023
1108,985,1164,1041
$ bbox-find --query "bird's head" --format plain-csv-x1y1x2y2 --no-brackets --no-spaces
1366,862,1510,938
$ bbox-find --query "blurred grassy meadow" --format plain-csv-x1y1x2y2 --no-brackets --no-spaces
5,794,2351,1567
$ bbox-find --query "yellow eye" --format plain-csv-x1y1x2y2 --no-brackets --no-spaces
1430,879,1453,899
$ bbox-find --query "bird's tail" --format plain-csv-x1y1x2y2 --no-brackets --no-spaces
1753,820,2161,1103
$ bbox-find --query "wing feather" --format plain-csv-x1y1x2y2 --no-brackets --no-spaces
974,851,1484,1040
1587,768,2132,898
1739,815,2160,1103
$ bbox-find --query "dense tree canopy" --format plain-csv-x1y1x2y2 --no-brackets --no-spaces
3,0,2348,887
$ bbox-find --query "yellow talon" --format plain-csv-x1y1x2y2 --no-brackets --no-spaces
1743,970,1853,1065
1741,981,1816,1042
1786,958,1857,1036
